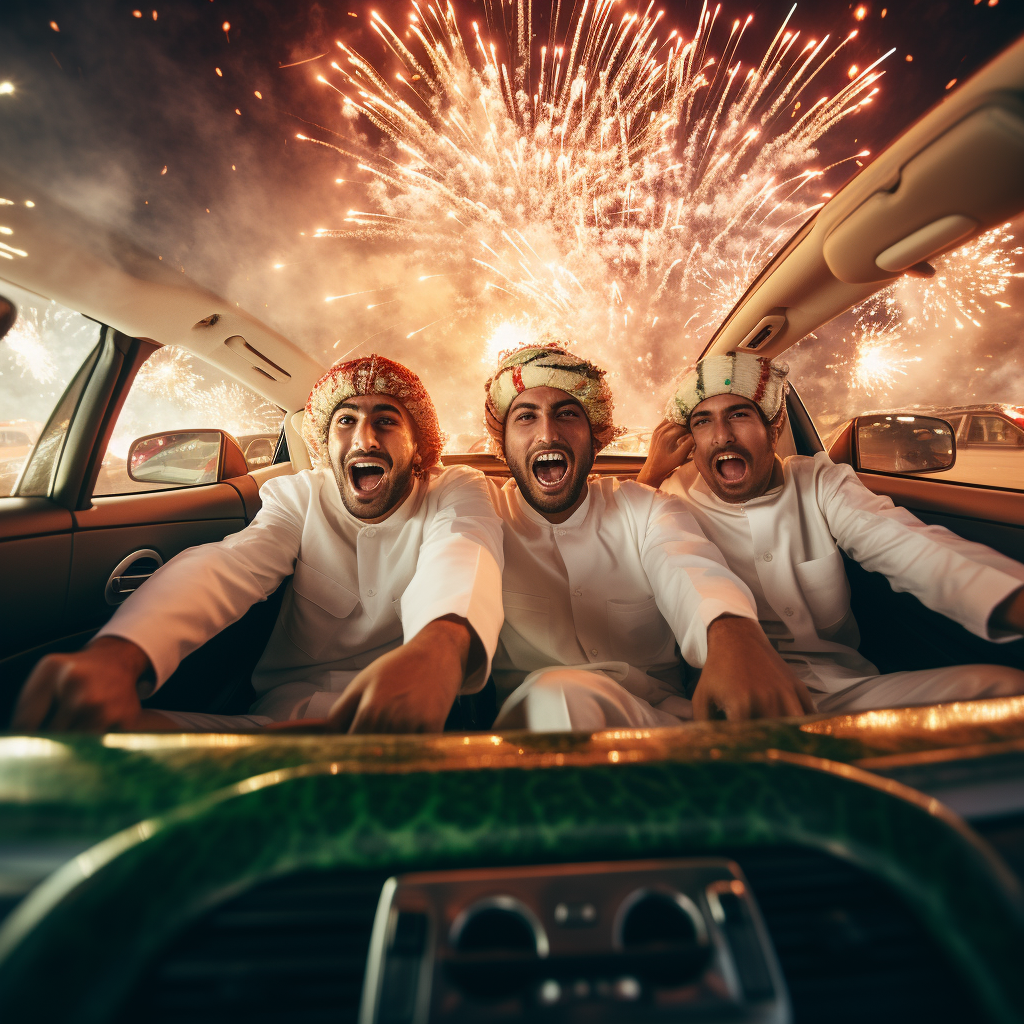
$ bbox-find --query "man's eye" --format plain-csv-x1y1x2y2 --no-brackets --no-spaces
337,416,356,426
558,409,579,418
375,417,396,427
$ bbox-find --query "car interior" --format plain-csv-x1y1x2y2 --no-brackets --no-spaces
0,30,1023,1024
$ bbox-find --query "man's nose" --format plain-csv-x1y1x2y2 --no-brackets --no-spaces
710,416,734,445
536,412,561,444
351,417,380,452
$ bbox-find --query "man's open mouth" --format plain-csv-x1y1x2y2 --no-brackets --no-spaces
531,450,570,490
348,459,389,497
714,452,748,484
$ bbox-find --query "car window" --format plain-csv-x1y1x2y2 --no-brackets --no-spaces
966,415,1024,447
93,345,285,496
789,212,1024,491
0,282,103,498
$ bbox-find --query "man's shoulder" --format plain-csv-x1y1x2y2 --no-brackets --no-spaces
783,451,859,490
258,467,323,506
424,463,500,515
604,475,653,506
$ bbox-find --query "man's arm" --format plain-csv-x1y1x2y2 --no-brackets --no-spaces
692,616,815,720
323,614,482,733
990,586,1024,634
815,455,1024,641
636,420,694,489
397,467,504,694
12,475,307,731
636,486,811,720
13,636,153,731
276,468,504,735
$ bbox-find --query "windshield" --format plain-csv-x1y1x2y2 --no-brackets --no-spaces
2,1,1020,450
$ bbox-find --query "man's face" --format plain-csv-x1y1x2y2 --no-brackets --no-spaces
504,386,594,519
327,394,419,520
689,394,776,503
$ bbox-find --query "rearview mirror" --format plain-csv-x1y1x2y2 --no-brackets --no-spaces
127,429,248,486
854,414,956,475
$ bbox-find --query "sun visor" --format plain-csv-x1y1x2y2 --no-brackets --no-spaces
822,100,1024,285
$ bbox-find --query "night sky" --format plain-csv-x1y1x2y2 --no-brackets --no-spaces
2,0,1023,431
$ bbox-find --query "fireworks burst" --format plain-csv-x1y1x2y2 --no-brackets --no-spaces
3,317,57,385
299,0,892,428
286,0,1024,442
879,222,1024,335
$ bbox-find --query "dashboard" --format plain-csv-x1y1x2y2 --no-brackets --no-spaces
1,706,1023,1023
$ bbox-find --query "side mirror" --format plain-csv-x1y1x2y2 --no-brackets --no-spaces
853,414,956,475
0,296,15,341
127,429,248,487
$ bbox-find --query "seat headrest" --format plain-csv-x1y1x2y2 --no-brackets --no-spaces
285,410,312,472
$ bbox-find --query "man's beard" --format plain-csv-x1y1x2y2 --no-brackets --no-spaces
332,452,416,519
507,439,593,515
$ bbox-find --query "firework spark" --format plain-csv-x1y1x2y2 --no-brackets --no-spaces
291,0,1019,442
3,318,57,385
297,0,890,426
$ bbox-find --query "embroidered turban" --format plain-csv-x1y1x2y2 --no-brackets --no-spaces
666,352,789,426
484,340,620,454
303,354,445,469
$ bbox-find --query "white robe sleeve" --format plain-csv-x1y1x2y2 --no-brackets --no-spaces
634,484,758,667
813,453,1024,641
399,466,505,693
95,474,306,692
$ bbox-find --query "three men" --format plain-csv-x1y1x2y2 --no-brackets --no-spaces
13,355,503,733
15,342,1024,734
638,351,1024,713
481,342,811,729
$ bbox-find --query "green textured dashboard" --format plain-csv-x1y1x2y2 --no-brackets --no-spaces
1,700,1024,1022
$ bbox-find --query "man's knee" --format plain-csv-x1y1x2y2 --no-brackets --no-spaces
496,670,627,731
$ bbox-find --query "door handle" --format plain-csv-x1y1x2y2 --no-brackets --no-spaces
105,549,164,605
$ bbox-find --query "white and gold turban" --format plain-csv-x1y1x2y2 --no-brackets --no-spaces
484,340,620,453
302,354,445,469
666,352,789,426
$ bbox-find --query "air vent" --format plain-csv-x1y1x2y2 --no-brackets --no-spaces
732,847,980,1024
115,870,386,1024
617,891,708,986
447,897,547,999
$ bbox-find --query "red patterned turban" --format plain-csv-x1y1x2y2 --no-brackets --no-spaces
484,339,620,455
303,354,445,470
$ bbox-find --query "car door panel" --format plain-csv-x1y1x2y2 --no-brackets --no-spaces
850,470,1024,676
0,535,73,660
857,471,1024,546
66,516,246,637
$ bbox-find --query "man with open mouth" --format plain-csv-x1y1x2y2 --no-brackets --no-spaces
639,350,1024,715
482,339,808,731
14,354,504,733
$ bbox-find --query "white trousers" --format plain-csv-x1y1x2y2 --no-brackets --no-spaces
494,663,1024,732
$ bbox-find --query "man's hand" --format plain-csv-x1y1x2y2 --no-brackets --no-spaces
325,615,479,734
636,419,694,489
693,615,815,721
990,586,1024,635
12,636,153,732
